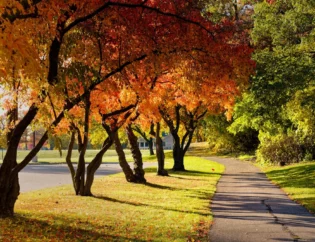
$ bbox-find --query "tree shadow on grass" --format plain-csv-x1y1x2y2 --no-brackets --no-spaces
94,195,142,206
145,167,219,176
165,176,208,181
266,164,315,189
144,182,214,204
144,182,177,190
143,164,221,184
169,170,220,177
2,214,145,241
94,195,210,216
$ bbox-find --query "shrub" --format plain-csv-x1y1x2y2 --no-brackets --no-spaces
203,115,259,154
257,134,303,165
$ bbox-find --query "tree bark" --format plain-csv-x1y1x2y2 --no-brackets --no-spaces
172,132,185,171
0,104,38,217
74,139,86,195
172,129,195,171
155,122,168,176
74,94,90,196
66,130,76,189
149,124,155,155
159,105,186,171
126,125,146,183
112,131,136,182
84,137,113,196
0,100,19,217
0,153,19,218
148,137,154,155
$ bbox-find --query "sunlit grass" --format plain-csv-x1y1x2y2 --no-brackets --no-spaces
0,156,223,241
186,142,215,157
186,142,256,160
263,162,315,214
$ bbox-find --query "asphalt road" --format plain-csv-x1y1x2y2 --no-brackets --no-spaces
19,162,155,192
207,156,315,242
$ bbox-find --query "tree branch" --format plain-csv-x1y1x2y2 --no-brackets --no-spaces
174,105,181,133
101,104,136,120
106,1,214,38
1,0,41,23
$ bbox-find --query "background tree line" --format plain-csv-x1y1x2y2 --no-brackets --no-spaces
202,0,315,166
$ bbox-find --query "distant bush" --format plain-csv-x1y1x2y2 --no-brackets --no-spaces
257,134,303,165
300,135,315,161
203,115,259,154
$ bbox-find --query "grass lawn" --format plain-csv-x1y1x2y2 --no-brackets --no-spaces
0,156,224,241
0,149,171,164
262,162,315,214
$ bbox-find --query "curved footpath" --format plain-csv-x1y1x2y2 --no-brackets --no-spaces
207,156,315,242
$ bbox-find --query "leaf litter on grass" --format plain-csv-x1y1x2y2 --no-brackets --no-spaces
0,156,223,241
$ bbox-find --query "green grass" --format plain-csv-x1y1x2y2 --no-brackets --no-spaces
186,142,257,161
0,156,224,241
262,162,315,214
186,142,215,157
0,149,172,164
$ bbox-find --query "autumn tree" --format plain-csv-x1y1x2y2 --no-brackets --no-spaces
156,45,253,170
0,0,253,217
93,75,149,184
63,101,138,195
121,35,253,172
102,112,148,183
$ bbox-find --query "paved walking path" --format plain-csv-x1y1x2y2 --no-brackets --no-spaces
207,156,315,242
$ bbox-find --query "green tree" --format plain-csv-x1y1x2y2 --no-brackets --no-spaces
204,114,259,154
231,0,315,163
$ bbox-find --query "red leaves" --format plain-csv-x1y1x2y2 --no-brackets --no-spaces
266,0,276,4
2,0,254,149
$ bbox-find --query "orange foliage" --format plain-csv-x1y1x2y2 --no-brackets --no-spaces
0,0,254,151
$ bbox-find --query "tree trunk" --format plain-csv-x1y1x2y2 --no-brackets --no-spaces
155,122,168,176
0,106,65,217
84,137,113,196
159,105,186,171
172,134,185,171
65,131,76,189
149,124,155,155
113,131,136,182
0,174,19,218
126,125,146,183
74,94,90,196
0,151,19,218
75,151,86,195
148,137,154,156
0,104,39,217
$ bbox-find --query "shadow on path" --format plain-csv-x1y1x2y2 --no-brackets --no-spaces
207,156,315,242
